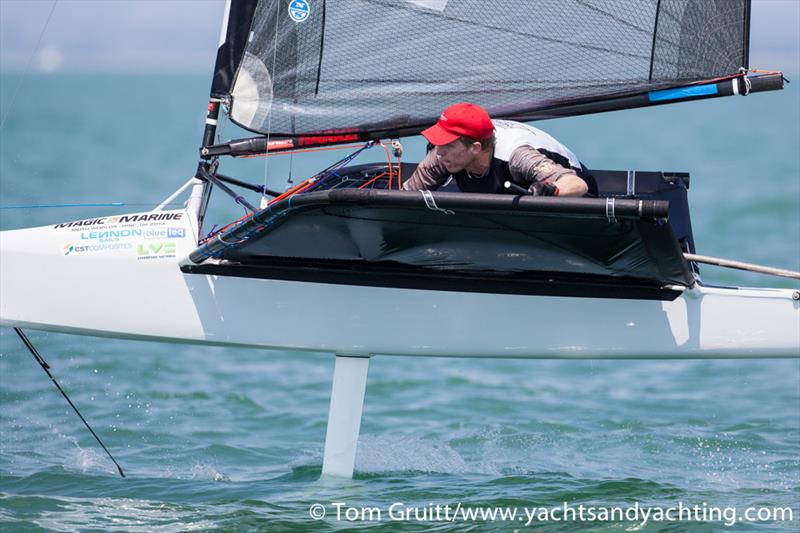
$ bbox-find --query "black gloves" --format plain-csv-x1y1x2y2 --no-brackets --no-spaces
528,180,560,197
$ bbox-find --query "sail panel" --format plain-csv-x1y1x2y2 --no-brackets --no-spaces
651,0,748,80
211,0,260,98
226,0,750,137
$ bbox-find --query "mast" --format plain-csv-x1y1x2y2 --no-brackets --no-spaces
190,0,259,235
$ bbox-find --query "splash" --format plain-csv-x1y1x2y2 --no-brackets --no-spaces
189,463,230,483
356,434,474,474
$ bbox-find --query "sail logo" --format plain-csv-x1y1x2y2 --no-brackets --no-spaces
297,132,359,146
288,0,310,22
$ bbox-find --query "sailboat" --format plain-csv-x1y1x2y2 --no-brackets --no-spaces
1,0,798,478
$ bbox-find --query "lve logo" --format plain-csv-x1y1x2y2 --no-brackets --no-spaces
137,243,176,256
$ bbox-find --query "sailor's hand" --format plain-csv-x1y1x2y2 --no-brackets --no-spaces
541,181,560,196
529,180,560,197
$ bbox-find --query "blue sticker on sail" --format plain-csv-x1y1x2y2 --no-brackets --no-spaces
648,84,718,102
288,0,310,22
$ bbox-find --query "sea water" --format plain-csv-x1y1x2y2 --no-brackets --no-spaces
0,74,798,531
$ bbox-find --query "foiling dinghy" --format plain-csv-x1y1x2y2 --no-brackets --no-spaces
1,0,798,478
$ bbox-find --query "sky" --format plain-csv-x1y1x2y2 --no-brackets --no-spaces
0,0,225,73
0,0,798,74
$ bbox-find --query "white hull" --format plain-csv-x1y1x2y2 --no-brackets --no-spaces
1,210,798,358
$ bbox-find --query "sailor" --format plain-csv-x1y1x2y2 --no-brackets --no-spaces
403,102,590,196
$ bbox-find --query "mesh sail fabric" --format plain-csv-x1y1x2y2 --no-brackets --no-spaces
228,0,749,136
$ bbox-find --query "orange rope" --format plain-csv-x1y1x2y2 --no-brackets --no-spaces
270,181,308,203
688,72,743,85
375,142,393,190
358,172,388,189
205,176,317,240
747,68,783,75
205,140,400,242
269,178,315,205
292,180,317,195
688,68,783,87
396,156,402,190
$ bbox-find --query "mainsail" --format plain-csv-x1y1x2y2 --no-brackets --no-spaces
211,0,757,141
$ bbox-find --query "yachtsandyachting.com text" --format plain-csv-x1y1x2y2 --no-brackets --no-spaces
307,501,794,527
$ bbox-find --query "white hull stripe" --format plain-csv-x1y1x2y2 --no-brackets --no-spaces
1,213,798,358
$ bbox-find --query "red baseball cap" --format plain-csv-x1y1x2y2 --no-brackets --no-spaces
421,102,494,146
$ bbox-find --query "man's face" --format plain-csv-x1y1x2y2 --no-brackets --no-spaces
434,139,480,173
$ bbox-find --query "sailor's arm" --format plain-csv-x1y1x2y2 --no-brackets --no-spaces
402,149,449,191
509,146,588,197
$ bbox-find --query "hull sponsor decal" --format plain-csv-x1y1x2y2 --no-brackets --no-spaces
144,227,186,239
136,242,177,260
55,212,184,231
80,229,143,242
64,242,134,255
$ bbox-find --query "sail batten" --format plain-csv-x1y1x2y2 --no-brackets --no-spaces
218,0,755,139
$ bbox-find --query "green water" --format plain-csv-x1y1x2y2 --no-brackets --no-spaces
0,74,798,531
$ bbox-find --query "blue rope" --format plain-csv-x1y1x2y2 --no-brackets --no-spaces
197,142,378,257
0,202,126,209
302,141,376,194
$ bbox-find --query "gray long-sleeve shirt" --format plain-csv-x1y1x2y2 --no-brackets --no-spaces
403,145,579,195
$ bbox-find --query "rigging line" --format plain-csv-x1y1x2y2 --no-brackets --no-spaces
314,0,326,95
296,141,376,194
685,254,800,280
649,0,662,81
0,202,124,209
0,0,58,130
215,100,226,145
358,172,388,189
747,68,785,76
379,142,393,188
742,0,751,70
199,143,376,232
14,328,126,478
0,202,186,210
397,155,402,190
287,144,294,188
263,0,281,194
